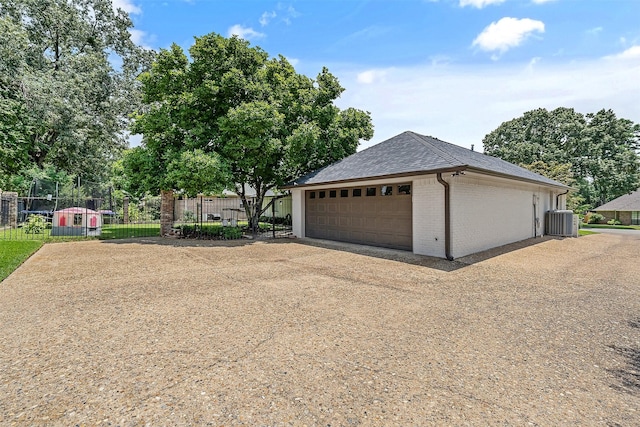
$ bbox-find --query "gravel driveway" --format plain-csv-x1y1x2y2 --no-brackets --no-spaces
583,227,640,236
1,234,639,425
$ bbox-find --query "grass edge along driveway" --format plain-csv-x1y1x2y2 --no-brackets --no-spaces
0,240,43,282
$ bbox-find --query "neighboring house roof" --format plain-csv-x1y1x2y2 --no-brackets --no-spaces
286,131,569,189
593,189,640,211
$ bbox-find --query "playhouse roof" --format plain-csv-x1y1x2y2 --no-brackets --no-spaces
55,207,99,214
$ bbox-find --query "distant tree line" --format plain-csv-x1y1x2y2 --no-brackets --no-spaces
0,0,152,195
483,107,640,211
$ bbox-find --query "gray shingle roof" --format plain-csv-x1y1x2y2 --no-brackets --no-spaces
288,131,569,188
593,189,640,211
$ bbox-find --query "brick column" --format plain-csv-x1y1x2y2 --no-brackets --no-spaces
2,191,19,228
160,189,175,237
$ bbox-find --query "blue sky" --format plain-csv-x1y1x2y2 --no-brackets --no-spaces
117,0,640,150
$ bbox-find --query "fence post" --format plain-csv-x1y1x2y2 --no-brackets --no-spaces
123,197,129,223
160,190,175,237
272,198,276,238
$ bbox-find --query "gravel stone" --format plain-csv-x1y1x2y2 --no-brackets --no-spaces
1,234,639,425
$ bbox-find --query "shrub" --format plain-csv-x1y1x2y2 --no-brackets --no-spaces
607,218,621,225
222,227,243,239
587,213,605,224
259,214,292,225
183,210,196,223
176,224,243,240
24,215,46,234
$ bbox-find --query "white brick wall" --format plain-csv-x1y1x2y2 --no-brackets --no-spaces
291,189,305,238
412,177,446,258
449,173,555,258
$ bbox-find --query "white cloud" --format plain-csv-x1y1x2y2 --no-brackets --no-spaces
129,28,152,49
227,24,265,40
356,70,388,84
586,26,603,36
286,57,300,67
278,4,300,25
527,56,541,69
460,0,506,8
260,11,277,27
472,17,545,56
112,0,141,15
333,54,640,151
605,45,640,60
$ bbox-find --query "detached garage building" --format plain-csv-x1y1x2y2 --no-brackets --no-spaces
285,131,571,260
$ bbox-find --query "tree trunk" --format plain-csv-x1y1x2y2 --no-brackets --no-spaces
238,186,268,234
239,194,263,234
249,194,265,233
160,189,174,237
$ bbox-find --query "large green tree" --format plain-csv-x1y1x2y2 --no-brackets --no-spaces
483,107,640,207
0,0,152,190
131,33,373,230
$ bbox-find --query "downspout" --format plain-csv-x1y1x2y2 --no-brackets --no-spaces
437,173,453,261
556,189,570,210
533,195,538,238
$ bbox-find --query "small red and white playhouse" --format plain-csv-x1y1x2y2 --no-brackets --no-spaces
51,207,102,236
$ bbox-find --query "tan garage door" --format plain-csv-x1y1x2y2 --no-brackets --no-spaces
305,184,412,251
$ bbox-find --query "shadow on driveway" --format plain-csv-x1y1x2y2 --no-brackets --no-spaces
100,234,565,272
608,318,640,396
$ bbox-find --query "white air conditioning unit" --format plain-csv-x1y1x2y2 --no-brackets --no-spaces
545,210,578,237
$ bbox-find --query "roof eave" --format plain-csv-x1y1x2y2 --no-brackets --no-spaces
465,166,573,190
284,165,572,191
281,166,468,189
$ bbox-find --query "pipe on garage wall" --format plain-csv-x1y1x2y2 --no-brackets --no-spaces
436,172,454,261
556,189,570,210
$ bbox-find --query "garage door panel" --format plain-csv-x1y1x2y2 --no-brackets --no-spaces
306,187,412,251
351,217,363,228
364,217,377,228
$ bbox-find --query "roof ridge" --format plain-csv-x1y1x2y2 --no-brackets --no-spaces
406,131,465,167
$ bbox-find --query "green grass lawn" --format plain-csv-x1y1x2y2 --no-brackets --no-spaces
581,223,640,230
0,240,43,282
579,229,599,236
98,223,160,239
0,223,160,241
